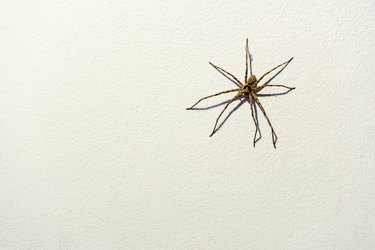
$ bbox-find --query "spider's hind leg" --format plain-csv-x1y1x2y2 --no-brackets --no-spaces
252,94,278,149
249,95,262,147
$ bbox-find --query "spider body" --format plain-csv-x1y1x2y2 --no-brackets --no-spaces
241,75,258,95
247,75,258,87
186,39,295,148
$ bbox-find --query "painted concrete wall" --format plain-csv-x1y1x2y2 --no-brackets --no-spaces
1,0,374,249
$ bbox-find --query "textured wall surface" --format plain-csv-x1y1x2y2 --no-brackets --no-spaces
1,0,375,249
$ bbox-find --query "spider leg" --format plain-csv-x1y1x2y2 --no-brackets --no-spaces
209,62,244,87
186,88,240,110
263,84,295,90
251,93,278,149
249,94,261,147
245,38,249,83
257,57,293,84
210,93,241,137
257,84,295,92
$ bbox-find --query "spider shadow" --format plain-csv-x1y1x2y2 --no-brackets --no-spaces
187,99,233,110
214,97,248,133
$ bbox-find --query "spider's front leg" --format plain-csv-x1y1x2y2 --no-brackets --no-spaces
252,93,278,149
249,94,261,147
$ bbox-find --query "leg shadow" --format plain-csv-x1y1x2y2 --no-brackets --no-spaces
261,59,292,86
210,64,242,88
186,99,232,110
210,97,247,136
252,97,263,144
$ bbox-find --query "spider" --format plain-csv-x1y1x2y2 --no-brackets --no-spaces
186,39,295,148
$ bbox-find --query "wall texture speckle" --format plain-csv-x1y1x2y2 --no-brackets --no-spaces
1,0,374,249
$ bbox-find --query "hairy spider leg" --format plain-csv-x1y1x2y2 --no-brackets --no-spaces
245,39,249,83
257,84,295,93
186,88,240,110
245,38,253,79
249,95,260,148
264,84,295,90
252,93,278,149
249,94,261,147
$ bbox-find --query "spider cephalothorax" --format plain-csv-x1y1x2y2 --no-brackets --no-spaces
187,39,295,148
241,75,258,94
247,75,257,87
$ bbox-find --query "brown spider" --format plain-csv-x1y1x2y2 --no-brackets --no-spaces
186,39,295,148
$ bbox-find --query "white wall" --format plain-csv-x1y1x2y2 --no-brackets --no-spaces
1,0,374,249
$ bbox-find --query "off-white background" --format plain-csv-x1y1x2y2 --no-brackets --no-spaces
1,0,375,249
